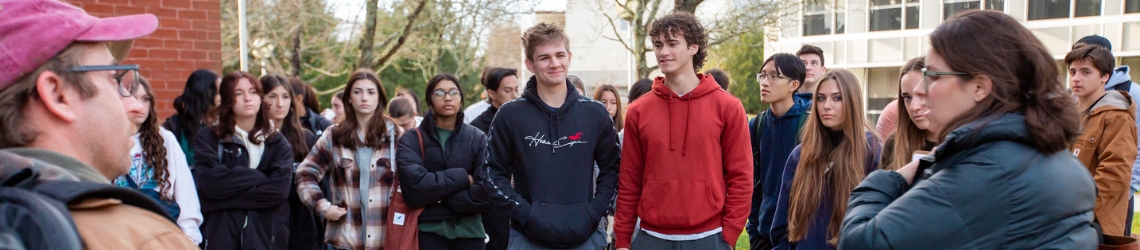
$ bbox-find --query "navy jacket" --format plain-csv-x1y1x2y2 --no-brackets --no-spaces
839,113,1097,249
482,77,621,248
193,127,293,250
396,112,493,221
747,92,812,241
771,131,881,250
471,106,497,133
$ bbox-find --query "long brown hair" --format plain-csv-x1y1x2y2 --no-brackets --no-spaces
261,74,309,161
135,75,173,201
885,57,929,170
593,84,624,131
214,71,274,144
930,10,1080,153
788,69,878,245
333,69,394,150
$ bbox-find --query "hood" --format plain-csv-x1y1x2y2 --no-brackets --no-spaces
1089,90,1136,119
789,92,813,117
1105,66,1133,89
649,74,723,155
0,149,84,185
519,76,589,154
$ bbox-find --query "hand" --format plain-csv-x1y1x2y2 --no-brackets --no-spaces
897,160,920,185
617,248,630,250
468,175,474,185
323,205,348,221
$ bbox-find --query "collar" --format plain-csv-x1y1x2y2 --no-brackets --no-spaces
4,148,109,183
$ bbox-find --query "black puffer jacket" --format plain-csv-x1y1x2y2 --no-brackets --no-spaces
395,112,493,221
193,127,293,250
840,113,1097,249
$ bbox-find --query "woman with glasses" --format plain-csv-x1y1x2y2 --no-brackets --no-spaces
395,73,493,249
118,74,203,245
880,57,938,170
296,69,403,250
840,10,1097,248
164,69,221,167
193,71,294,249
746,53,811,250
770,69,881,250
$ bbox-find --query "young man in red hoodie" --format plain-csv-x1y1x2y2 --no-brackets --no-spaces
615,11,753,250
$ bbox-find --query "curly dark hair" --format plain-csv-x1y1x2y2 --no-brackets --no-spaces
135,75,173,201
649,11,708,73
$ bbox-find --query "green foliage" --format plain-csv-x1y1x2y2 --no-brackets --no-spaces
710,31,769,115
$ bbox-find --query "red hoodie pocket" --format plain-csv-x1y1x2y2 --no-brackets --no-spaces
639,180,718,227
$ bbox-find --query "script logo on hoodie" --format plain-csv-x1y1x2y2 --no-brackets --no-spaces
526,132,588,148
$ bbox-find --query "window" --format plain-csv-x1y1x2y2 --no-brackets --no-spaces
1129,0,1140,13
1028,0,1101,20
870,0,920,31
943,0,1005,20
803,1,846,36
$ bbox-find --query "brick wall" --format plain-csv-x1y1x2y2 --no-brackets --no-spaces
67,0,222,119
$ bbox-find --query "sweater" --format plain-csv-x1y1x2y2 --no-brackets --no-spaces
615,74,752,248
482,76,621,248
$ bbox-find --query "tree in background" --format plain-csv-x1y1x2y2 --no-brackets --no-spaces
708,31,766,114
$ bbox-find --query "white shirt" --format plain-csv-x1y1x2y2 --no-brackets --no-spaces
463,100,491,124
233,126,265,169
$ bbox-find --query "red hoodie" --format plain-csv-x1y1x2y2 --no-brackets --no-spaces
615,74,753,248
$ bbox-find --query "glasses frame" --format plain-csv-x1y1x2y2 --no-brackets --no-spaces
431,89,461,101
70,64,140,97
920,67,970,92
756,73,789,83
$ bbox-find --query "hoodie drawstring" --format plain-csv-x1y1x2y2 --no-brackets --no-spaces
683,93,691,156
668,96,675,151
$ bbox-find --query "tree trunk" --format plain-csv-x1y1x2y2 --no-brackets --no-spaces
356,0,379,69
371,0,428,71
290,27,301,77
674,0,703,13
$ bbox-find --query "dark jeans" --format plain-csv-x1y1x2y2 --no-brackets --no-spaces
419,231,486,250
484,207,510,250
1127,195,1134,236
508,228,606,250
630,230,731,250
749,231,772,250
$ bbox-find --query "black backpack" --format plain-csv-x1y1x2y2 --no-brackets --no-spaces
0,168,172,250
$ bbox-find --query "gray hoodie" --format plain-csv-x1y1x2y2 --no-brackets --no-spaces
1103,66,1140,193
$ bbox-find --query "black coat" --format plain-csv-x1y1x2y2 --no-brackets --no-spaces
396,112,493,221
193,127,294,250
288,130,323,250
301,108,333,137
840,113,1098,249
470,106,497,133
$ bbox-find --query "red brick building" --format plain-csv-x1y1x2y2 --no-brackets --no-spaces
67,0,222,119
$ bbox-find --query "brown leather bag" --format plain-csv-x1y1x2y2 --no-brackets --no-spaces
1100,234,1139,250
384,129,425,250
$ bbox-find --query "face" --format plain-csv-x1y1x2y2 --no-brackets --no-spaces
351,79,380,115
264,85,292,123
214,77,222,106
526,41,571,86
232,78,261,119
599,90,618,118
1068,58,1110,100
815,79,845,131
75,43,143,177
758,61,797,104
488,75,520,108
331,95,345,121
899,71,930,131
915,51,980,135
652,32,697,75
800,53,825,87
128,79,150,127
394,115,415,131
430,80,461,118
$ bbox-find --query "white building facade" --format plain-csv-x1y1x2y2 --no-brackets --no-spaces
765,0,1140,121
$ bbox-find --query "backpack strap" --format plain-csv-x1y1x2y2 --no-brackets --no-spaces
33,180,174,223
414,128,425,160
796,111,811,143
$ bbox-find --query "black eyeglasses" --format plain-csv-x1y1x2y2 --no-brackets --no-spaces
70,65,140,97
921,67,970,92
432,89,461,100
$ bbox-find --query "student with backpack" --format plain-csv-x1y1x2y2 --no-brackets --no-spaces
0,0,198,248
120,74,204,244
296,69,404,250
770,69,882,250
193,71,294,250
746,53,812,250
395,73,493,249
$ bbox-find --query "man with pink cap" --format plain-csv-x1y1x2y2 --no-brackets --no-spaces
0,0,198,249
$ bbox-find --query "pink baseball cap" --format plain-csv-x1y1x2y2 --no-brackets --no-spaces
0,0,158,90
